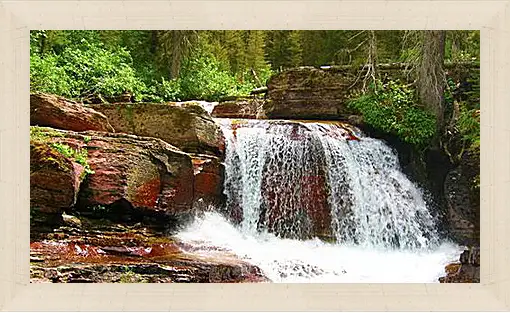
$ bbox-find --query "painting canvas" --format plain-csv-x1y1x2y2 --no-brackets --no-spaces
29,30,480,283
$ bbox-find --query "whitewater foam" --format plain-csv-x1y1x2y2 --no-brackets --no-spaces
176,212,462,283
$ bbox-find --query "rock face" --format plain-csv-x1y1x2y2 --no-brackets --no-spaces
444,151,480,245
31,93,114,132
264,67,357,120
191,154,225,209
439,247,480,283
212,97,265,119
30,127,195,227
90,102,225,157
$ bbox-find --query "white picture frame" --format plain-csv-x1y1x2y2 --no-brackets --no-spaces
0,0,508,310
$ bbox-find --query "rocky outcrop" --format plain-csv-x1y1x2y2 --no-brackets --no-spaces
264,67,358,120
30,125,266,283
30,126,195,228
439,247,480,283
31,93,114,132
30,219,268,283
212,97,265,119
90,102,225,157
191,154,225,209
444,150,480,245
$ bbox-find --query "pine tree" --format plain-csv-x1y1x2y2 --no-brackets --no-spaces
246,30,269,85
224,30,247,77
418,31,447,133
265,31,302,70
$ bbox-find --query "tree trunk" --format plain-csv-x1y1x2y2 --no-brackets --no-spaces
418,31,447,134
150,30,158,54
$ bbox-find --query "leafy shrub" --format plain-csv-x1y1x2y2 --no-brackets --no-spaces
457,103,480,153
30,54,72,96
348,80,437,146
58,41,146,99
50,142,94,176
178,51,240,101
30,33,270,103
30,39,146,101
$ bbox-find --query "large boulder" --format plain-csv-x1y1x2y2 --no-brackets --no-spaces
90,102,225,157
30,126,195,227
264,67,358,120
30,93,114,132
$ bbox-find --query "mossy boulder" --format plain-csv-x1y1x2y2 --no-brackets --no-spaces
90,102,225,157
30,136,86,216
30,126,195,227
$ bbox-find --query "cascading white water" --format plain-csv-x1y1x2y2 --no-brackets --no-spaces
306,123,439,249
176,118,462,282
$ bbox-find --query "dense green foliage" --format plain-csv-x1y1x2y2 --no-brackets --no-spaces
348,80,437,146
31,39,144,100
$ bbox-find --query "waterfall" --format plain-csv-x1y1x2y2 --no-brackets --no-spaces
177,118,460,283
219,119,439,249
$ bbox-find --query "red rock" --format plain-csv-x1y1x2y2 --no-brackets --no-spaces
191,154,225,208
258,123,332,239
301,174,331,239
30,127,195,219
31,93,114,132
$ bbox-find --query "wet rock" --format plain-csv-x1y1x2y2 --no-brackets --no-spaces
90,102,225,157
29,225,269,283
444,150,480,245
31,93,114,132
191,154,225,209
439,247,480,283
